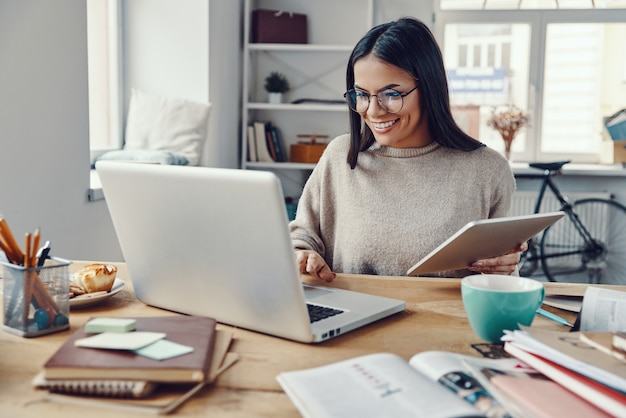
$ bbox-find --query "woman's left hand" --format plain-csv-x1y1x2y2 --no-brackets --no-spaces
467,241,528,275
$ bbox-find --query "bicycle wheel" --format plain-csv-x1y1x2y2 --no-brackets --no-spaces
540,198,626,283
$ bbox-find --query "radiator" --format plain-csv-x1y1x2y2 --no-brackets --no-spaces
510,191,613,271
508,191,611,217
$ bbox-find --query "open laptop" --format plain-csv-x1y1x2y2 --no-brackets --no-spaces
407,211,565,276
96,161,405,343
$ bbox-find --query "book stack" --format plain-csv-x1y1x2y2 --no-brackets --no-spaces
247,120,286,163
501,327,626,417
33,316,238,414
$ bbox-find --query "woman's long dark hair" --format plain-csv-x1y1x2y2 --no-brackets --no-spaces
346,17,484,169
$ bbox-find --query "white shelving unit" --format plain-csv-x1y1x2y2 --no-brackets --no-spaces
241,0,374,198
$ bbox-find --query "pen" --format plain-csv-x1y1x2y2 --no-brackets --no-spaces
536,307,573,327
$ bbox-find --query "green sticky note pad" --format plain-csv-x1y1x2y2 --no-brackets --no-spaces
76,332,165,350
85,318,137,333
134,339,194,361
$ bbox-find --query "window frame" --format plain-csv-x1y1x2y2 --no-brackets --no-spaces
434,7,626,163
87,0,123,162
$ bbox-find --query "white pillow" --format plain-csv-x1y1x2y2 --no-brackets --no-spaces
93,150,189,167
124,88,211,166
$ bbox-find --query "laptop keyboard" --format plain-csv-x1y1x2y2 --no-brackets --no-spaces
307,304,344,323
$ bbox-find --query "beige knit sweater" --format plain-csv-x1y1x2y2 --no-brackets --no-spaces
289,134,515,277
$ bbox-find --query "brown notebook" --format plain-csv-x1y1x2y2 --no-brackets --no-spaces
44,316,216,382
33,330,238,414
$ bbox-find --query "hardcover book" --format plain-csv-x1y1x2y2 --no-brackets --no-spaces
504,341,626,417
490,374,611,418
43,316,217,382
253,121,274,163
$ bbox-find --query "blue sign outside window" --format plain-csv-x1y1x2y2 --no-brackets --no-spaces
447,68,506,94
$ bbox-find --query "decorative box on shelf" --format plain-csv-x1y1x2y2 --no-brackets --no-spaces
613,141,626,164
290,135,329,164
251,9,308,44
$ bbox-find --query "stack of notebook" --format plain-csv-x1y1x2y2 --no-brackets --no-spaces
502,327,626,417
33,316,237,414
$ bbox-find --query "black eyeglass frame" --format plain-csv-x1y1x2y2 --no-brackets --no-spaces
343,85,418,114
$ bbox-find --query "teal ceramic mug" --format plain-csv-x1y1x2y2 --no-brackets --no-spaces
461,274,545,343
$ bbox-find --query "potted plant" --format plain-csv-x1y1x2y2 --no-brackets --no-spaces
264,71,290,103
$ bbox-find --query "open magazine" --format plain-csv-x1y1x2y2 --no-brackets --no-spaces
578,286,626,332
276,351,533,418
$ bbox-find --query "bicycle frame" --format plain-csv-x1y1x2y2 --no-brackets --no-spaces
525,170,603,265
533,172,598,252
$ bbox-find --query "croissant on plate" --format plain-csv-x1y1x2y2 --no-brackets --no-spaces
73,263,117,293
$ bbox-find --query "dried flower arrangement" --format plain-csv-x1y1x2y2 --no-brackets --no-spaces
487,105,528,160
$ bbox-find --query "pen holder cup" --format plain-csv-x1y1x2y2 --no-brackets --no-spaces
1,257,71,337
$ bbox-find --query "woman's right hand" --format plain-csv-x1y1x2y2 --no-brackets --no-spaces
295,249,336,282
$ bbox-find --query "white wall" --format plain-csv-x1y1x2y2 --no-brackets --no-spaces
121,0,240,169
0,0,123,262
207,1,242,168
122,0,210,104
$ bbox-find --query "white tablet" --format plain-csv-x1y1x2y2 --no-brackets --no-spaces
406,211,565,276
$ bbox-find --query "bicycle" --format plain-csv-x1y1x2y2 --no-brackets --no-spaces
517,160,626,283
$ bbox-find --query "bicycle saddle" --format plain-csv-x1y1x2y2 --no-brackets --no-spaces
528,160,571,171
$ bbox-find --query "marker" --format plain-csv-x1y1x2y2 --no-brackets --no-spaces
536,307,573,327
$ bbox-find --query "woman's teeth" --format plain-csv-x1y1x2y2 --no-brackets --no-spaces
373,120,396,129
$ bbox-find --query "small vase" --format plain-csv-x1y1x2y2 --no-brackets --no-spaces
500,130,517,161
268,92,283,104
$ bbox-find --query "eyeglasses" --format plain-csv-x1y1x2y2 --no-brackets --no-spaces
343,86,418,114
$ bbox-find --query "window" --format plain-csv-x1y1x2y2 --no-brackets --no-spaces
86,0,122,161
436,1,626,163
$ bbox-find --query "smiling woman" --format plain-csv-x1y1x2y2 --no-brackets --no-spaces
289,17,522,280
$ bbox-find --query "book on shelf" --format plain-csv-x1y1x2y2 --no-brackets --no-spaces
269,124,286,162
276,350,533,418
253,121,275,163
33,329,237,414
251,120,286,163
265,124,278,161
43,316,217,382
247,125,257,162
606,108,626,140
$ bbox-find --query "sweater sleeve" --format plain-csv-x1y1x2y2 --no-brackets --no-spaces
289,155,327,255
489,158,516,218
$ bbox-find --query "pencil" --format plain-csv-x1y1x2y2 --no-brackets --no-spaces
0,224,19,264
0,218,24,264
22,233,32,323
536,307,573,327
0,236,14,263
32,228,40,267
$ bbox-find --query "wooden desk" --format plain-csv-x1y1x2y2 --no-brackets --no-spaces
0,261,599,417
